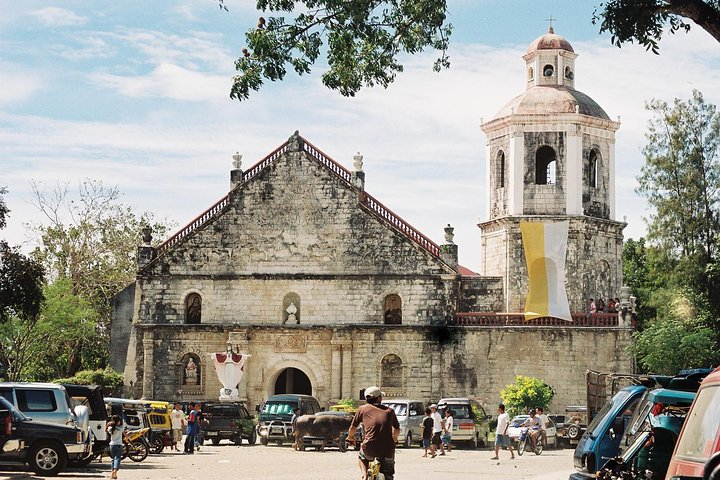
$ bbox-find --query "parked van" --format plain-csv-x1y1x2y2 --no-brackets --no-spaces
0,382,91,463
436,398,491,448
665,366,720,480
381,399,424,447
256,394,321,446
64,384,108,464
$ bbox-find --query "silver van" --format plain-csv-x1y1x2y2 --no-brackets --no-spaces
381,399,425,447
0,383,91,460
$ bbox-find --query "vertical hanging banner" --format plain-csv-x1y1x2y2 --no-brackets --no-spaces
211,348,250,401
520,221,572,322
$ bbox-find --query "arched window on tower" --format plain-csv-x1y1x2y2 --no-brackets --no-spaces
381,354,403,389
383,294,402,324
535,146,557,185
588,149,598,188
497,150,505,188
185,293,202,324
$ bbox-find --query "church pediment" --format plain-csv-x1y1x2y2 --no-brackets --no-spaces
139,132,455,277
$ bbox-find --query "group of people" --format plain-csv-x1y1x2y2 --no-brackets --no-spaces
588,297,621,314
421,405,453,458
492,404,549,460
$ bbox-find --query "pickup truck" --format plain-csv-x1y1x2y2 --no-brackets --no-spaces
203,402,257,446
0,396,87,476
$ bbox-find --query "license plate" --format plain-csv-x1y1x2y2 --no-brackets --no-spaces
311,440,323,445
206,432,217,436
271,428,283,434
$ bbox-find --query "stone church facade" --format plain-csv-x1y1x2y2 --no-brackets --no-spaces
111,29,635,413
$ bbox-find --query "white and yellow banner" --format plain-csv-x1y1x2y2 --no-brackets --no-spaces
520,221,572,322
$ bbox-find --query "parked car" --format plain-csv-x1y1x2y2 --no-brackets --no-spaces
256,394,321,446
0,382,91,463
665,366,720,480
0,396,87,476
436,398,491,448
381,399,424,447
507,415,558,448
204,401,257,445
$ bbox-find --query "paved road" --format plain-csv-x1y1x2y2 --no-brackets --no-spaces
0,443,576,480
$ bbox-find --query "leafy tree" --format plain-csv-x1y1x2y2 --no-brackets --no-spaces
226,0,452,101
54,368,125,397
593,0,720,54
29,179,170,374
0,187,45,324
637,90,720,292
500,375,554,418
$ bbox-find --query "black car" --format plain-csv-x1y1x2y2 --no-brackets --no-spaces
0,396,87,476
203,402,257,445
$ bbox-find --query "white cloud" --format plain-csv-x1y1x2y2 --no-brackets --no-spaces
2,25,719,272
0,65,44,106
30,7,88,27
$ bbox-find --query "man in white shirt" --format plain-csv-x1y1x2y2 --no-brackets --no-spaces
491,404,515,460
521,409,542,450
441,409,454,452
429,404,445,457
170,403,185,452
536,407,549,447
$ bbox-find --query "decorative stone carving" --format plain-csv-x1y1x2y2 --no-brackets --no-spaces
274,334,307,353
286,303,298,323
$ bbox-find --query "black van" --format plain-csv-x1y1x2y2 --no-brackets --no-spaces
256,394,321,446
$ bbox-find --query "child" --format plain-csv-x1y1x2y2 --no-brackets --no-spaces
106,414,127,479
421,408,433,457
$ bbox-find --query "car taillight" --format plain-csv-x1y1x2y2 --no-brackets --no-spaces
5,415,11,435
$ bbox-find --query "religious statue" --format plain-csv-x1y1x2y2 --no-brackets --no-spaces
184,357,198,385
187,295,201,324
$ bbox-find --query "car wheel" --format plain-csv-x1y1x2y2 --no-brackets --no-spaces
248,428,257,445
29,441,66,476
211,438,221,446
404,432,413,448
567,424,581,440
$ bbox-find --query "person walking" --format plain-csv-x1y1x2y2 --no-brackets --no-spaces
442,409,453,452
429,404,445,457
421,408,433,457
170,403,185,452
194,404,205,451
491,404,515,460
184,403,199,454
347,386,400,480
106,414,128,479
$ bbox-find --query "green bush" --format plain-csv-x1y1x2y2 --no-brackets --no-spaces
500,375,554,417
55,368,124,396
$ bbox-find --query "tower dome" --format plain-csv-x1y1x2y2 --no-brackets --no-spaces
526,26,574,53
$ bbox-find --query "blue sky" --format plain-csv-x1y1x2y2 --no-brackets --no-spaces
2,1,720,270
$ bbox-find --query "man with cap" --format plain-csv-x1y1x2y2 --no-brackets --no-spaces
347,386,400,480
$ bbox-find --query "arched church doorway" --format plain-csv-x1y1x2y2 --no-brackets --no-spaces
274,367,312,395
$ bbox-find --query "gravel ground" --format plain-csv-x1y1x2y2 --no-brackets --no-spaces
0,442,576,480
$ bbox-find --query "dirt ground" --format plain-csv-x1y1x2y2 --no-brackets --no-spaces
0,441,576,480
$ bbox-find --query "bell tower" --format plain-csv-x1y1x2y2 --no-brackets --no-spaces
479,28,626,314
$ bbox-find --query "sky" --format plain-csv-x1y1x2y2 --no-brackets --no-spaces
2,0,720,271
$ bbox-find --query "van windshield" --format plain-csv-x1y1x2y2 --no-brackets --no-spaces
261,401,298,416
439,404,472,420
587,389,634,436
673,385,720,462
383,403,408,417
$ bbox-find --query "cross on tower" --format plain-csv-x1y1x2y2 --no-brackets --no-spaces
546,15,557,33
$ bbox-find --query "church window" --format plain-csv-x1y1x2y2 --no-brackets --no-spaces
383,294,402,324
565,66,574,79
497,150,505,188
535,146,557,185
185,293,202,324
282,292,301,324
543,64,554,77
381,354,403,389
527,67,534,80
588,149,598,188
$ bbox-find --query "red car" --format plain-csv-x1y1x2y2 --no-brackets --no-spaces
665,366,720,480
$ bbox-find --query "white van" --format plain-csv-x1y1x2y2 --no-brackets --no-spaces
381,399,425,447
437,397,491,448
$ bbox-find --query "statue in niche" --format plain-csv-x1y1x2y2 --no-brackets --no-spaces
384,295,402,325
186,294,201,324
183,356,200,386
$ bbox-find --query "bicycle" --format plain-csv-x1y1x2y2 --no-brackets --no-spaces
517,427,543,456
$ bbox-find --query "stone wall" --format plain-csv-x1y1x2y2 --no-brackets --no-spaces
136,324,634,415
